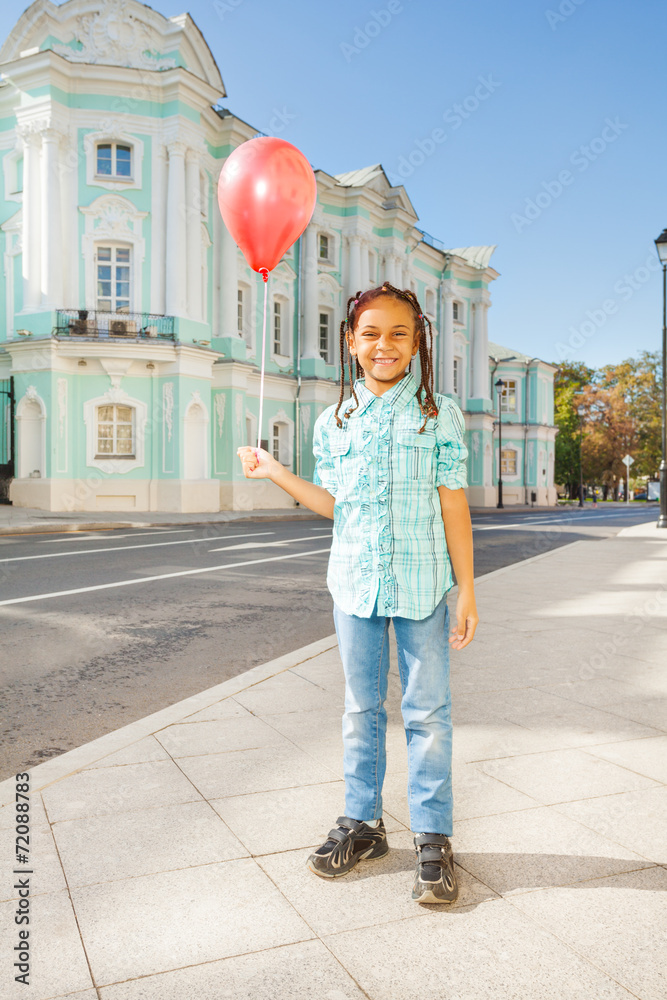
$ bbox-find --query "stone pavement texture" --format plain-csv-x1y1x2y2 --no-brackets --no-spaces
1,519,665,999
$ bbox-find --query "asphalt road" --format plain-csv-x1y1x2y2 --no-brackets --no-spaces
0,503,658,778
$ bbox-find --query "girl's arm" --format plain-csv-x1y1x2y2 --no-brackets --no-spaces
237,446,335,519
438,484,479,650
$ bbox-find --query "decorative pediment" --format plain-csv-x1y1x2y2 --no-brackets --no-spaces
0,0,225,94
80,193,147,239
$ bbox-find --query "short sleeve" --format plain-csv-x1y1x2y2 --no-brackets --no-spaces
435,397,469,490
312,410,338,498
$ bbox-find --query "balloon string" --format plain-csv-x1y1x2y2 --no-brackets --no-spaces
256,268,269,456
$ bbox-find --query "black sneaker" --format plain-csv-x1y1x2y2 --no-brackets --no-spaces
412,832,459,904
306,815,389,878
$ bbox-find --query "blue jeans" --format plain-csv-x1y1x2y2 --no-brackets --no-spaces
332,592,453,836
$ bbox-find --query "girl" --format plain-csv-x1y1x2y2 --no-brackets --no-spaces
237,282,478,905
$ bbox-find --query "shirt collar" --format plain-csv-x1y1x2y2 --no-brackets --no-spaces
349,370,419,418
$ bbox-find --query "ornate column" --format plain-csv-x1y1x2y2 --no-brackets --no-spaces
360,238,369,291
19,127,41,310
185,148,202,321
40,127,63,309
471,294,490,399
151,143,168,315
165,141,187,318
441,288,455,395
301,223,320,359
347,234,362,297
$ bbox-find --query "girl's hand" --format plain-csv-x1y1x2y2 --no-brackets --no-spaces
449,590,479,650
236,446,281,480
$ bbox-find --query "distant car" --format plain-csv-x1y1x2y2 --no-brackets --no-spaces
632,491,648,501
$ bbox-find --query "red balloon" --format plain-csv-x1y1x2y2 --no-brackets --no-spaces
217,137,317,274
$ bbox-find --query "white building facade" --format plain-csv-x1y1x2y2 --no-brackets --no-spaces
0,0,558,512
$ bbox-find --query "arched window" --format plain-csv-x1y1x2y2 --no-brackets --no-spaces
96,142,132,180
425,287,436,318
16,392,46,479
96,404,134,459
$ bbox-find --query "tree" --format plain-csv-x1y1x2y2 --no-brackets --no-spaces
553,360,595,498
596,351,662,479
551,353,662,499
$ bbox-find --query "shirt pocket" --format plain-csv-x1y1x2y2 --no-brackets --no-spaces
395,430,436,481
328,429,353,491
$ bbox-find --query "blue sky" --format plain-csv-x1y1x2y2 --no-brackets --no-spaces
3,0,666,369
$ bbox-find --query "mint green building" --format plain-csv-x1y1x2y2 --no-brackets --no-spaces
0,0,558,512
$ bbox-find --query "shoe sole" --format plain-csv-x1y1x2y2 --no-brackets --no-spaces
307,841,389,878
412,885,458,904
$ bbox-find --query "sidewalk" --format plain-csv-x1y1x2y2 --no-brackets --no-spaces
0,499,631,535
0,503,327,535
1,521,665,999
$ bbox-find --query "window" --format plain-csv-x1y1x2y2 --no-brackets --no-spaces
501,448,517,476
452,301,460,321
273,300,282,354
318,234,330,260
499,379,517,413
96,143,132,179
453,358,459,395
96,246,131,312
319,312,331,363
237,288,244,336
272,424,282,461
270,421,291,465
96,404,134,458
425,288,436,317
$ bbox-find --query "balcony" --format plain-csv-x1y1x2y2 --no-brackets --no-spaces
54,309,175,341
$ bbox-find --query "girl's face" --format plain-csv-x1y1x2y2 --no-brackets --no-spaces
347,297,420,396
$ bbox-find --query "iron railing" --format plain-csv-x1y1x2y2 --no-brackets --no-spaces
54,309,175,340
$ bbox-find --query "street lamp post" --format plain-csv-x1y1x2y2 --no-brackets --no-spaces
577,404,585,507
495,378,505,509
654,229,667,528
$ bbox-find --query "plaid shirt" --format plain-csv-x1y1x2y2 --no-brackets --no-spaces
312,371,469,619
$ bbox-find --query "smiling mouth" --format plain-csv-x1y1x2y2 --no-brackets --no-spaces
372,358,399,365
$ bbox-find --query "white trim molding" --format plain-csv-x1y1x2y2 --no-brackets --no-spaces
16,386,47,479
269,408,295,468
83,127,145,192
80,194,148,312
83,385,148,474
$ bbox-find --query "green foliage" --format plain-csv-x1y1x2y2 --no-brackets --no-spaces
551,352,663,493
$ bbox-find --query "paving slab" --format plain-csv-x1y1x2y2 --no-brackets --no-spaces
1,527,665,999
71,860,313,985
509,866,667,1000
323,897,638,1000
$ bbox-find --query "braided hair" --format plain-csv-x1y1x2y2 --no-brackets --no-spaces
334,282,438,432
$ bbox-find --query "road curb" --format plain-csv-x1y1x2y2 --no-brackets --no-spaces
0,511,326,536
0,633,339,805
